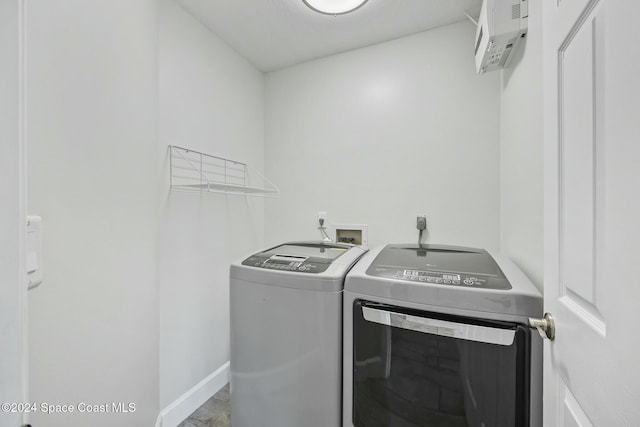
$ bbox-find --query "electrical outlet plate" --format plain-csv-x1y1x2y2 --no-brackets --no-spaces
416,214,427,230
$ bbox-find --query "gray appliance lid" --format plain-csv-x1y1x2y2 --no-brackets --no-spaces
372,244,500,273
347,244,542,318
242,241,354,274
232,241,367,291
366,244,510,290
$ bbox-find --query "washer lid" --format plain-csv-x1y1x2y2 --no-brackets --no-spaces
231,241,367,292
366,244,511,290
241,242,352,274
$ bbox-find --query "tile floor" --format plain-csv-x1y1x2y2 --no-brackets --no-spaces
178,383,230,427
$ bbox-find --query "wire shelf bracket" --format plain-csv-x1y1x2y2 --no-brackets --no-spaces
169,145,279,197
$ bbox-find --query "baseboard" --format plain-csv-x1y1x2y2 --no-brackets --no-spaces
155,361,230,427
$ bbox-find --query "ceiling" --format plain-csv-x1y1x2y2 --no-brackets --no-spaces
176,0,482,72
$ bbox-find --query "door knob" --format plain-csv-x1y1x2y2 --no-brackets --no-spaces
528,313,555,340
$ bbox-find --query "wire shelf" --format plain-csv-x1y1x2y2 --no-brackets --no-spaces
169,145,279,197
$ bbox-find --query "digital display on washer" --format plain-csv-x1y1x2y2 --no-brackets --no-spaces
268,259,298,265
366,244,511,290
242,243,351,274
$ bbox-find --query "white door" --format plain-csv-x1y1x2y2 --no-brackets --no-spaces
543,0,640,425
0,1,27,427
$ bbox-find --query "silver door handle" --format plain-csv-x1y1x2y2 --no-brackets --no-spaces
528,313,555,340
361,306,516,346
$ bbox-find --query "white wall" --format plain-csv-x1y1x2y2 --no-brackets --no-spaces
265,21,501,250
26,1,160,426
158,0,265,412
0,2,25,426
499,2,543,289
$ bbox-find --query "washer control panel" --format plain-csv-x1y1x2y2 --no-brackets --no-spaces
400,269,487,287
242,254,330,274
366,266,510,289
366,266,508,289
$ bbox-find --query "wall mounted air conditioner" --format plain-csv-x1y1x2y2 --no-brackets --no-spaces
474,0,528,74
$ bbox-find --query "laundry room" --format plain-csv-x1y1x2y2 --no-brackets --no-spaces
2,1,638,427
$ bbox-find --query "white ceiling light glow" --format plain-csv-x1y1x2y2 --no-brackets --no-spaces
302,0,369,15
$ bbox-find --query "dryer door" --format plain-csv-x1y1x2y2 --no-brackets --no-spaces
352,300,531,427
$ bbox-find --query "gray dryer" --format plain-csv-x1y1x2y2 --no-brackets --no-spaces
343,244,543,427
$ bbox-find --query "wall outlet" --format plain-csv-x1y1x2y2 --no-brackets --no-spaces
416,215,427,230
318,211,327,227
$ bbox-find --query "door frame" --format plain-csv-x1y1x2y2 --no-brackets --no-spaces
19,0,29,416
0,1,29,425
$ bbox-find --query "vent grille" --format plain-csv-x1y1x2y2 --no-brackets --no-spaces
512,3,521,19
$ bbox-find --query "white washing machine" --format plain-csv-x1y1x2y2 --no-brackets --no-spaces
230,241,367,427
343,244,543,427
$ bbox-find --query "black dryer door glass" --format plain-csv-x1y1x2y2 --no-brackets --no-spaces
353,301,531,427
